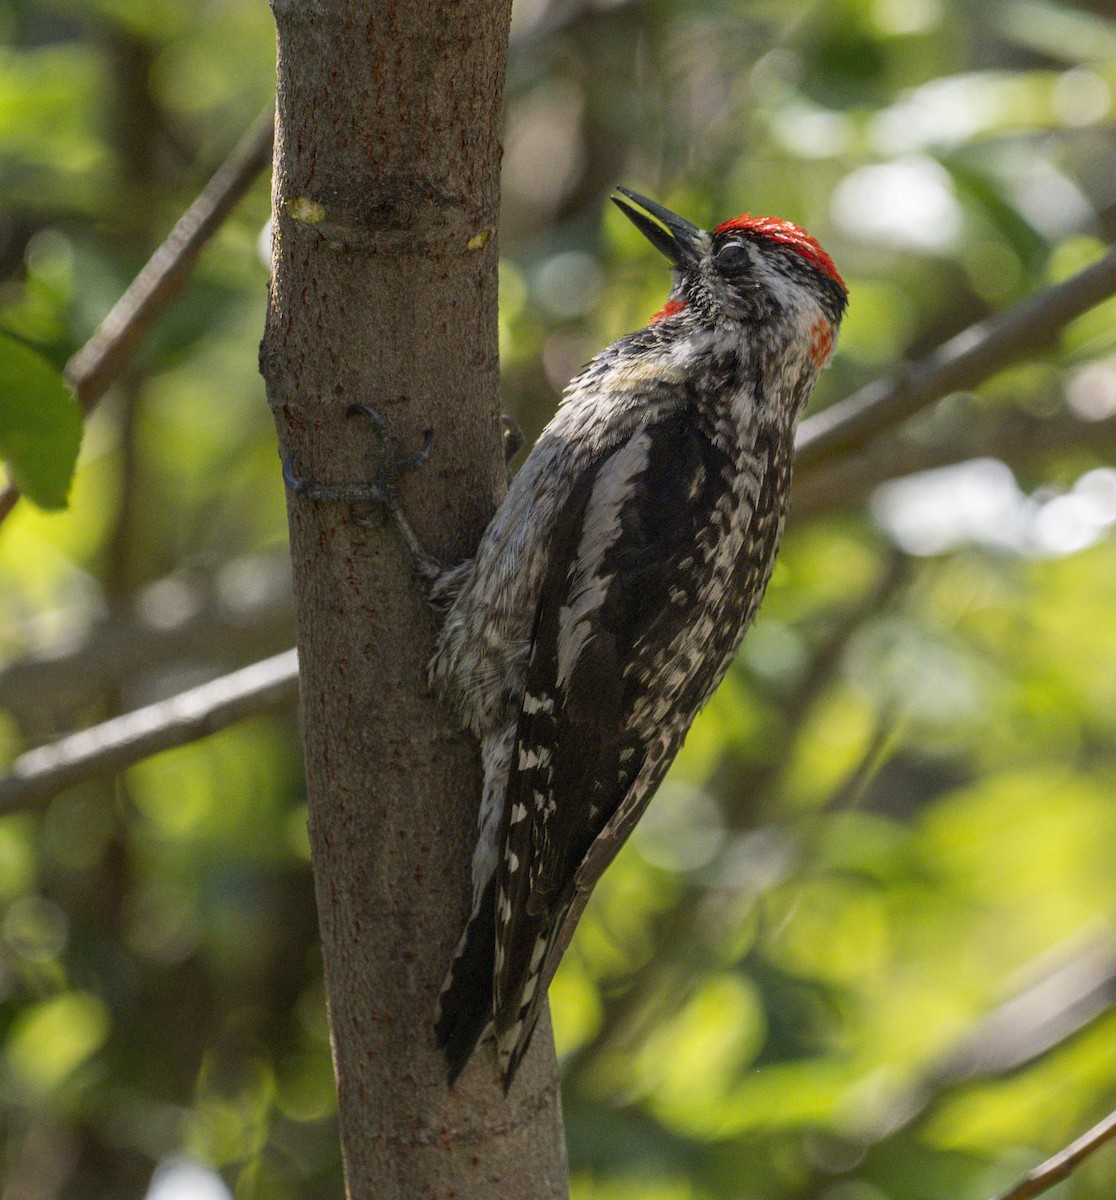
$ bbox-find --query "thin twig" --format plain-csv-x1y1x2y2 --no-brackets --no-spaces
930,940,1116,1090
0,104,275,522
776,940,1116,1200
992,1108,1116,1200
0,552,294,713
792,410,1116,522
0,649,298,813
66,104,274,410
797,246,1116,469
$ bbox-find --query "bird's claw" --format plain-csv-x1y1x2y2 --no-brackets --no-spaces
346,401,434,484
281,405,443,583
281,454,393,505
281,404,434,513
501,415,524,470
399,427,435,476
345,401,387,434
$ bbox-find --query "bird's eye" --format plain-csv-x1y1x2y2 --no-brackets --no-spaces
715,243,750,272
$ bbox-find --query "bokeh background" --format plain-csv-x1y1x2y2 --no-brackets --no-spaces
2,0,1116,1197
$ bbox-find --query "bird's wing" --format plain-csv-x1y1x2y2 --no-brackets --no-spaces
491,411,791,1084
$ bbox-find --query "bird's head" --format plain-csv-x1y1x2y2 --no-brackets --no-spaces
612,187,847,365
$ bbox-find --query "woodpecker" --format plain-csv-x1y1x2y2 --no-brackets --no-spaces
285,188,846,1091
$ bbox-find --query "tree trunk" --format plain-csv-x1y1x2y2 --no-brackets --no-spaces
260,2,568,1196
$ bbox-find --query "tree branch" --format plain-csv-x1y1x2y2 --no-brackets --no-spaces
779,937,1116,1200
796,246,1116,470
66,103,274,411
0,552,294,714
0,649,298,813
792,409,1116,523
992,1108,1116,1200
929,938,1116,1090
0,104,275,525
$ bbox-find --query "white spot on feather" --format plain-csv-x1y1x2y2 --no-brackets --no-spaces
498,1024,523,1073
517,745,551,770
471,726,514,906
556,429,653,690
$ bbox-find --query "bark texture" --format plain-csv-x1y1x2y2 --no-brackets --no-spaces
260,2,568,1196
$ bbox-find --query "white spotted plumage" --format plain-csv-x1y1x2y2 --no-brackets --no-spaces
554,427,652,688
430,190,846,1089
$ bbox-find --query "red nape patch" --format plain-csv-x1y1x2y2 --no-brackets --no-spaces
715,214,845,290
648,298,687,324
809,318,835,366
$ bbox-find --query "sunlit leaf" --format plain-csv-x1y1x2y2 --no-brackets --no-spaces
0,334,81,509
5,991,110,1096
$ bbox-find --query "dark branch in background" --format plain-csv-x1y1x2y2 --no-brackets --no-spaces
0,650,297,813
0,104,275,525
780,938,1116,1200
796,245,1116,470
66,104,274,410
0,552,293,714
792,409,1116,523
992,1107,1116,1200
930,938,1116,1091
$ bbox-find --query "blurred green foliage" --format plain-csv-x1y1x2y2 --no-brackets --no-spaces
1,0,1115,1197
0,332,80,508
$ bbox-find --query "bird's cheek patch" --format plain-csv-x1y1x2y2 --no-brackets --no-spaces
809,319,835,366
648,298,687,324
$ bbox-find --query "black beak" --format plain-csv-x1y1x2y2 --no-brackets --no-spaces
611,186,704,269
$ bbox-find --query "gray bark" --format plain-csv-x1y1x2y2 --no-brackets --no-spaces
260,2,568,1196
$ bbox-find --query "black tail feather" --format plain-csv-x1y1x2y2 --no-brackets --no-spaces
500,1013,541,1094
434,877,496,1085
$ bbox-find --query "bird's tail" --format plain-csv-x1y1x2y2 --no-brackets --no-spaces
494,924,553,1090
434,875,496,1085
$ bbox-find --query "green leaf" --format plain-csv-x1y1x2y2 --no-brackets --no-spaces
6,991,110,1097
0,333,81,510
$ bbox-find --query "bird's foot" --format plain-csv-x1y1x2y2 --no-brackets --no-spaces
282,404,443,587
501,415,524,478
281,403,432,505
